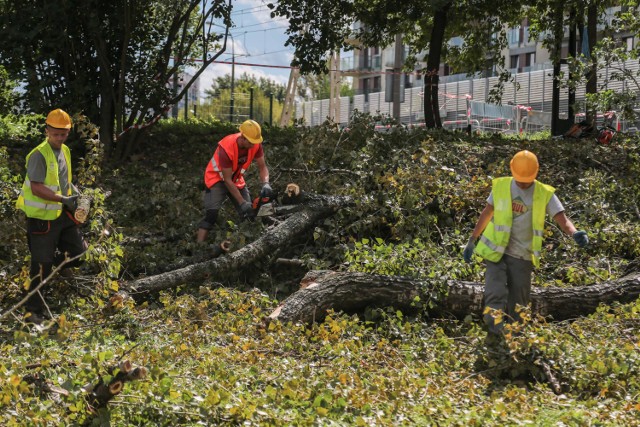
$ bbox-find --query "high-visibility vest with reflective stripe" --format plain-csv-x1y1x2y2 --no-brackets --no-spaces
16,140,72,220
204,133,261,189
474,177,555,268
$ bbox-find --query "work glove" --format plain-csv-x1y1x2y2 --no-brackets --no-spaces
463,236,476,263
259,182,273,199
61,195,78,212
239,201,255,219
572,230,589,248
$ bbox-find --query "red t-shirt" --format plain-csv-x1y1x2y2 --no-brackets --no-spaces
218,143,264,170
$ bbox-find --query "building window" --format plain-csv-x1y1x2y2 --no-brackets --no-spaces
508,27,520,46
622,36,634,52
525,52,535,67
404,74,411,89
510,55,519,69
373,76,381,92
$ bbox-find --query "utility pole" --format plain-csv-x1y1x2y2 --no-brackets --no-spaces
269,92,274,126
393,33,403,121
230,33,235,123
249,87,254,119
172,74,179,118
184,89,188,120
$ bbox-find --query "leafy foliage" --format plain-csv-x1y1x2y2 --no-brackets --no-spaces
1,114,639,425
201,73,286,124
0,65,18,114
1,287,639,425
0,0,235,159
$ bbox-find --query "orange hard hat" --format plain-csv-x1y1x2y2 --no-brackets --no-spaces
45,109,72,129
238,120,263,144
510,150,539,183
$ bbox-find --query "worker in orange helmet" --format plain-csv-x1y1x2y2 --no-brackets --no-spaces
197,120,272,242
16,109,88,325
463,150,589,336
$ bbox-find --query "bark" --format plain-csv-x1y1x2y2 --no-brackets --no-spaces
269,270,640,325
423,4,450,129
123,196,352,297
87,360,147,410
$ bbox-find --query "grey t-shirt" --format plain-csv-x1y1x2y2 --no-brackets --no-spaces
26,148,70,197
487,180,564,260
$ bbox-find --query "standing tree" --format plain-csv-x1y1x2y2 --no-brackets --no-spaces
202,73,286,124
297,73,354,101
269,0,523,128
0,0,236,160
527,0,618,132
0,65,18,114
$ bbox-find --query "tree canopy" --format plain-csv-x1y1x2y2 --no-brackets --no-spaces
0,0,234,159
269,0,523,127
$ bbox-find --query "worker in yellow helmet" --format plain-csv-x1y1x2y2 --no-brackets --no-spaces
16,109,88,325
197,120,272,242
463,150,589,336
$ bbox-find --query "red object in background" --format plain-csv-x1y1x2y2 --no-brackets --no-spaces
597,128,615,145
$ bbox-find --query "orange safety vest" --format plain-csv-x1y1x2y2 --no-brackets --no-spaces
204,133,261,189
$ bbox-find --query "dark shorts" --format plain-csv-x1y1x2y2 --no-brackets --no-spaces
203,182,251,213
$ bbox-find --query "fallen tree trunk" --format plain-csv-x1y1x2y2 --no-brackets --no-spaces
123,196,352,297
269,270,640,324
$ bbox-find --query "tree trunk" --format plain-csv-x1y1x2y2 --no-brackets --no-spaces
123,196,352,297
585,2,598,129
423,4,450,129
268,270,640,325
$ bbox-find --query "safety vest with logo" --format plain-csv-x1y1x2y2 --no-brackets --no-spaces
474,177,555,268
16,140,72,220
204,133,261,189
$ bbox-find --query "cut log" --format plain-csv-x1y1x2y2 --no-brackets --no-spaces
87,360,148,410
123,196,352,297
268,270,640,324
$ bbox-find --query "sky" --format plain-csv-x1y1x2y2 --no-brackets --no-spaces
195,0,295,99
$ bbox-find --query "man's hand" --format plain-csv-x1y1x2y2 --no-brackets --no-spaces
463,237,476,263
239,201,255,219
61,195,78,212
573,230,589,248
259,182,273,199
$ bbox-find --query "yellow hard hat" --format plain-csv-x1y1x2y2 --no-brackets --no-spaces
45,109,72,129
238,120,263,144
510,150,539,183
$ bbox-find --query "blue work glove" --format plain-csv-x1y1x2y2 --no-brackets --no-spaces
573,230,589,248
61,195,78,212
259,182,273,199
239,201,255,219
463,237,476,263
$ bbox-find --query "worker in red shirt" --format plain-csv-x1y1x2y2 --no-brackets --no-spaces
197,120,272,242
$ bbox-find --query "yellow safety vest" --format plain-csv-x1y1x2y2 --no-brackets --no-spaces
16,140,72,220
474,177,555,268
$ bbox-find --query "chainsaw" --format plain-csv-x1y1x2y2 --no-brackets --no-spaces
253,196,300,217
253,195,275,217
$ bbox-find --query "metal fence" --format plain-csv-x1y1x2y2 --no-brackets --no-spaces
295,59,640,133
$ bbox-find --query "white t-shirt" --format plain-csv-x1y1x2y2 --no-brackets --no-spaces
487,180,564,260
